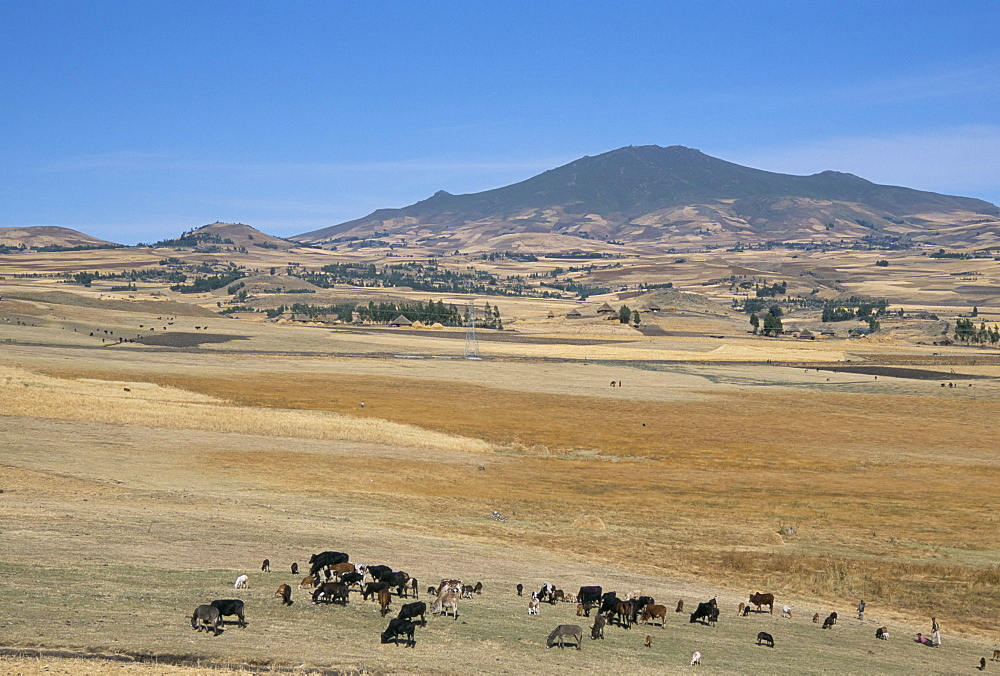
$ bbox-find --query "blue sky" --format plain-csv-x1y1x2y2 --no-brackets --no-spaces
2,1,998,243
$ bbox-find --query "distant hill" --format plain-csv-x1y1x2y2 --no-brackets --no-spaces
293,145,1000,252
154,222,297,251
0,226,119,251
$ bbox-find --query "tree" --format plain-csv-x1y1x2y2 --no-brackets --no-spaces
768,304,782,317
972,306,979,317
633,311,641,327
618,305,632,324
762,311,783,336
749,313,760,334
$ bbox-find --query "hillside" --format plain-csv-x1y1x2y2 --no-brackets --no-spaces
157,222,298,251
293,145,1000,252
0,226,118,250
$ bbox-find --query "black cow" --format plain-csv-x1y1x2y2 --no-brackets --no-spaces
383,571,410,596
599,592,619,616
397,601,427,625
381,618,416,647
366,565,394,581
630,596,655,623
690,598,718,625
209,599,246,628
578,586,602,606
308,551,349,576
362,580,390,601
757,631,775,647
312,581,349,605
537,583,555,603
708,606,720,626
341,571,364,589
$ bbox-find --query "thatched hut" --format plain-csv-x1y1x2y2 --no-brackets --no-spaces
389,314,413,327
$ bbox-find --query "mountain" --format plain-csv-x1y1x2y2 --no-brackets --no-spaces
293,145,1000,251
0,226,118,250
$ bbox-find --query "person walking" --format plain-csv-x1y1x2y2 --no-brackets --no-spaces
857,599,866,622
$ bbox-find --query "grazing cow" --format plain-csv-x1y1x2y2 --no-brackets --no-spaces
612,600,634,629
640,604,667,628
234,574,249,589
210,599,246,627
431,591,459,620
749,592,775,614
274,584,293,606
461,585,475,599
876,626,889,640
676,599,685,614
598,592,620,616
812,613,820,623
690,598,718,625
630,596,655,623
591,613,605,640
474,582,483,595
516,583,524,597
378,588,392,617
383,572,411,597
409,578,419,598
298,575,316,590
290,562,299,575
822,612,838,629
527,594,540,615
313,581,349,605
380,618,416,647
546,624,583,650
362,581,390,601
397,601,427,625
341,571,364,589
577,586,602,606
365,565,393,582
437,578,462,595
690,650,702,666
261,559,270,573
757,631,774,647
737,602,745,616
538,583,555,603
328,562,356,578
191,605,221,635
993,649,1000,661
308,551,349,577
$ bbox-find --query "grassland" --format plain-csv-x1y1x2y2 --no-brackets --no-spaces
2,244,1000,673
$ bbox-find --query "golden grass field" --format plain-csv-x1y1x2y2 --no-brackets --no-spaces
2,244,1000,673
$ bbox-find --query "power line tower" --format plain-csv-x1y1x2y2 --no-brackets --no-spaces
464,301,479,359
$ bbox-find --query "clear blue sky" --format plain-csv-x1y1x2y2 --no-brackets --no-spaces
2,1,998,243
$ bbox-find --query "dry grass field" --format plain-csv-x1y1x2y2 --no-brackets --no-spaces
2,245,1000,673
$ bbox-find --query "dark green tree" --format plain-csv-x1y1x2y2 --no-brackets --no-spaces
749,313,760,334
618,305,632,324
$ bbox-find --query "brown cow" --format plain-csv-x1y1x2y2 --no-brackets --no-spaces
737,602,745,616
675,599,684,613
274,584,293,606
749,592,774,614
329,562,356,578
993,649,1000,661
645,634,653,648
298,575,316,589
640,604,668,628
378,588,392,617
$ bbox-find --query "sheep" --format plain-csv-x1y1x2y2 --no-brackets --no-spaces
234,574,249,589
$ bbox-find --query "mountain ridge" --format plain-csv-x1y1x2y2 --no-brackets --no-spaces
293,145,999,251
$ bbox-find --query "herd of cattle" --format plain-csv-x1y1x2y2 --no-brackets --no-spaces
188,550,914,664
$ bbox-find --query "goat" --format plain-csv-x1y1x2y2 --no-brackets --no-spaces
261,559,270,573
